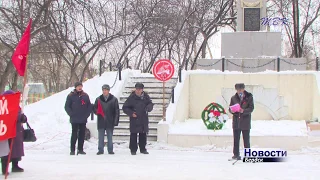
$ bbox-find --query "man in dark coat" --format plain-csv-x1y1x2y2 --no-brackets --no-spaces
229,83,254,160
64,82,92,155
122,83,154,155
93,84,120,155
1,90,27,175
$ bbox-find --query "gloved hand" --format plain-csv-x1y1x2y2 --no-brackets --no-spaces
20,113,27,123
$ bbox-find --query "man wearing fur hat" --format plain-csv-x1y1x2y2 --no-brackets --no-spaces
65,82,92,155
122,83,154,155
229,83,254,160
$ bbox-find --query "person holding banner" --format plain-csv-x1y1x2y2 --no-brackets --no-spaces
1,90,28,175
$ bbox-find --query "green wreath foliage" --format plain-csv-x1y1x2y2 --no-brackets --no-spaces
201,102,228,130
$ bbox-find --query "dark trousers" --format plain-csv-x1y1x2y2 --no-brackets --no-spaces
1,158,19,174
129,133,147,153
70,123,86,152
233,129,250,157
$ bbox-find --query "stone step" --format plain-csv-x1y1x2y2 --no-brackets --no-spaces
119,107,164,114
120,113,163,117
122,89,172,94
118,119,159,128
119,114,163,121
130,76,178,79
114,126,157,135
119,103,168,107
120,93,171,99
119,98,170,104
124,86,174,89
129,80,178,84
112,133,157,141
125,82,177,88
119,100,170,105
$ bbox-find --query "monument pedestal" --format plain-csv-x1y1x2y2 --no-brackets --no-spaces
221,32,281,58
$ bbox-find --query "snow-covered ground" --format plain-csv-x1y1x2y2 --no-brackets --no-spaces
11,146,320,180
169,119,307,136
7,69,319,179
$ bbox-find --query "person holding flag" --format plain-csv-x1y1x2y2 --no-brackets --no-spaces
93,84,120,155
1,90,28,175
1,18,32,176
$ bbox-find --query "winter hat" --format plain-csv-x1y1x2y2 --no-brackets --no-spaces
74,82,83,88
135,83,144,89
102,84,110,90
1,90,15,95
235,83,245,90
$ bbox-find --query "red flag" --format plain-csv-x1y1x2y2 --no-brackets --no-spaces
97,100,105,118
12,19,32,76
0,92,21,141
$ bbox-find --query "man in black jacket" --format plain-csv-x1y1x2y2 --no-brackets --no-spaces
93,84,120,155
122,83,154,155
229,83,254,160
64,82,92,155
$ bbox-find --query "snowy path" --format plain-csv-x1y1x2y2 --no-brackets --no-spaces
7,148,320,180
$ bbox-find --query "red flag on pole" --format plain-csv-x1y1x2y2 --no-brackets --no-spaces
11,19,32,76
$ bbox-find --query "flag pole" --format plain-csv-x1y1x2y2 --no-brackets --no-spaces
21,55,29,112
5,56,29,180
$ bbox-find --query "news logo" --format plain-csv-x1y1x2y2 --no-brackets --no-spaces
243,148,287,163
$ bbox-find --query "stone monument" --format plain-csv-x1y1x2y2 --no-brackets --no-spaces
237,0,266,31
221,0,282,58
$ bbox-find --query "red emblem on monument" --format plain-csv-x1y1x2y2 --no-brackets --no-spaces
152,59,175,81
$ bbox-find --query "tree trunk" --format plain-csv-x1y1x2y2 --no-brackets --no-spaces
292,1,301,58
11,73,18,91
201,37,208,58
0,63,13,93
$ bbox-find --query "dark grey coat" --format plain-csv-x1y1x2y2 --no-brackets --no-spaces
229,90,254,130
64,90,92,124
122,91,153,133
93,94,120,130
1,112,27,161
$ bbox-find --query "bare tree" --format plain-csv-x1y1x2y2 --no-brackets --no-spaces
269,0,320,58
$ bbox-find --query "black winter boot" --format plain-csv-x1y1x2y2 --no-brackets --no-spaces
1,160,8,175
77,151,86,155
140,151,149,154
231,155,241,160
11,161,24,173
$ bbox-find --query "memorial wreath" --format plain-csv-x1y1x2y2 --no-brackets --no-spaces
201,102,229,131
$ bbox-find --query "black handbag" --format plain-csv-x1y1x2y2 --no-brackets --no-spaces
23,122,37,142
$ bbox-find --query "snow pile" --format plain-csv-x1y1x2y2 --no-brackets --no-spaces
164,70,188,124
23,69,134,151
169,119,307,136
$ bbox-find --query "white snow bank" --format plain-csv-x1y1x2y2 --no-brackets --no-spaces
169,119,308,136
164,70,188,124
